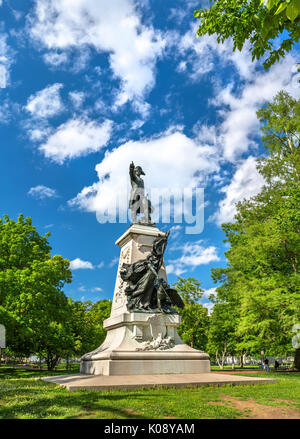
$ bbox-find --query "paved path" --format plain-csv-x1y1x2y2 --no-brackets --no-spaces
41,373,276,391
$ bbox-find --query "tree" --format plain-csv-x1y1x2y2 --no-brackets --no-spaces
194,1,300,69
0,214,72,369
173,277,210,350
68,298,112,359
206,283,240,369
211,91,300,365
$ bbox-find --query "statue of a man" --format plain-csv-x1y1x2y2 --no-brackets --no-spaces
129,162,153,224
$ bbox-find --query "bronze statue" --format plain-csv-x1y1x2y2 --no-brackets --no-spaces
129,161,153,224
120,231,184,313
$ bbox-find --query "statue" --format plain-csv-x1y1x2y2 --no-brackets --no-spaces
129,161,153,224
120,231,184,314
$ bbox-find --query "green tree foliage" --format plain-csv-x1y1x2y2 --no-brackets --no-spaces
0,215,72,369
68,299,112,358
173,277,210,350
206,285,240,368
194,0,300,69
212,91,300,362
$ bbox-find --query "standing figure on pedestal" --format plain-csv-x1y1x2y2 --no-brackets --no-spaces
129,161,153,224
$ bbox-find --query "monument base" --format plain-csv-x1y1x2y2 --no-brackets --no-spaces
81,358,210,376
80,312,210,376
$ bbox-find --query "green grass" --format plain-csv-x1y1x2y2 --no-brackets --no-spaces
0,366,299,419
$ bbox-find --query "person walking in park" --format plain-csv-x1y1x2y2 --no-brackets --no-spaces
264,358,270,372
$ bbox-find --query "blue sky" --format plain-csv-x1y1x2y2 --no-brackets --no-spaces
1,0,299,312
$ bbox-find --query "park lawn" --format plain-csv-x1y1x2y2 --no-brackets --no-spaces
0,367,299,419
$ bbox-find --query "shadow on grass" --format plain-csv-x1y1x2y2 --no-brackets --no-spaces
0,367,75,379
0,383,149,419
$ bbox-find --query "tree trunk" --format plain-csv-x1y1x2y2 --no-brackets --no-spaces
293,349,300,370
231,355,235,370
216,345,227,369
240,354,244,368
215,350,222,369
47,355,60,371
0,347,2,367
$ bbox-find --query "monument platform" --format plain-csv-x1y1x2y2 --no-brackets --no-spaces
42,373,277,392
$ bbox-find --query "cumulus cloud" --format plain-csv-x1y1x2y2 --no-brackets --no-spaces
70,258,94,270
202,302,214,315
68,129,219,219
202,287,217,300
28,0,166,111
0,33,14,89
177,29,256,81
28,185,59,200
43,51,69,67
213,55,300,162
25,83,64,119
39,117,113,163
211,156,265,226
178,28,300,162
69,91,85,109
166,240,220,276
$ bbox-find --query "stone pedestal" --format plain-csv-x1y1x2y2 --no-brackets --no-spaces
80,224,210,375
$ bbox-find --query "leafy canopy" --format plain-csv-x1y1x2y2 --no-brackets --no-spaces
0,214,72,364
194,0,300,69
173,277,210,350
211,91,300,357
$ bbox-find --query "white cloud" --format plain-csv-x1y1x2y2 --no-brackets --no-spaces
211,156,265,226
43,51,69,67
202,287,217,300
109,257,119,268
39,117,113,163
70,258,94,270
25,83,64,119
91,287,103,292
97,261,104,269
166,241,220,276
28,125,51,142
202,302,214,315
0,33,13,89
28,0,166,111
28,185,59,200
168,225,183,239
44,223,54,228
69,91,85,109
0,99,15,124
177,29,256,81
177,28,300,162
213,55,300,161
68,130,219,217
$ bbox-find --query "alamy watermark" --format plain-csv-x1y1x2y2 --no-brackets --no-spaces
0,324,6,349
96,187,204,234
